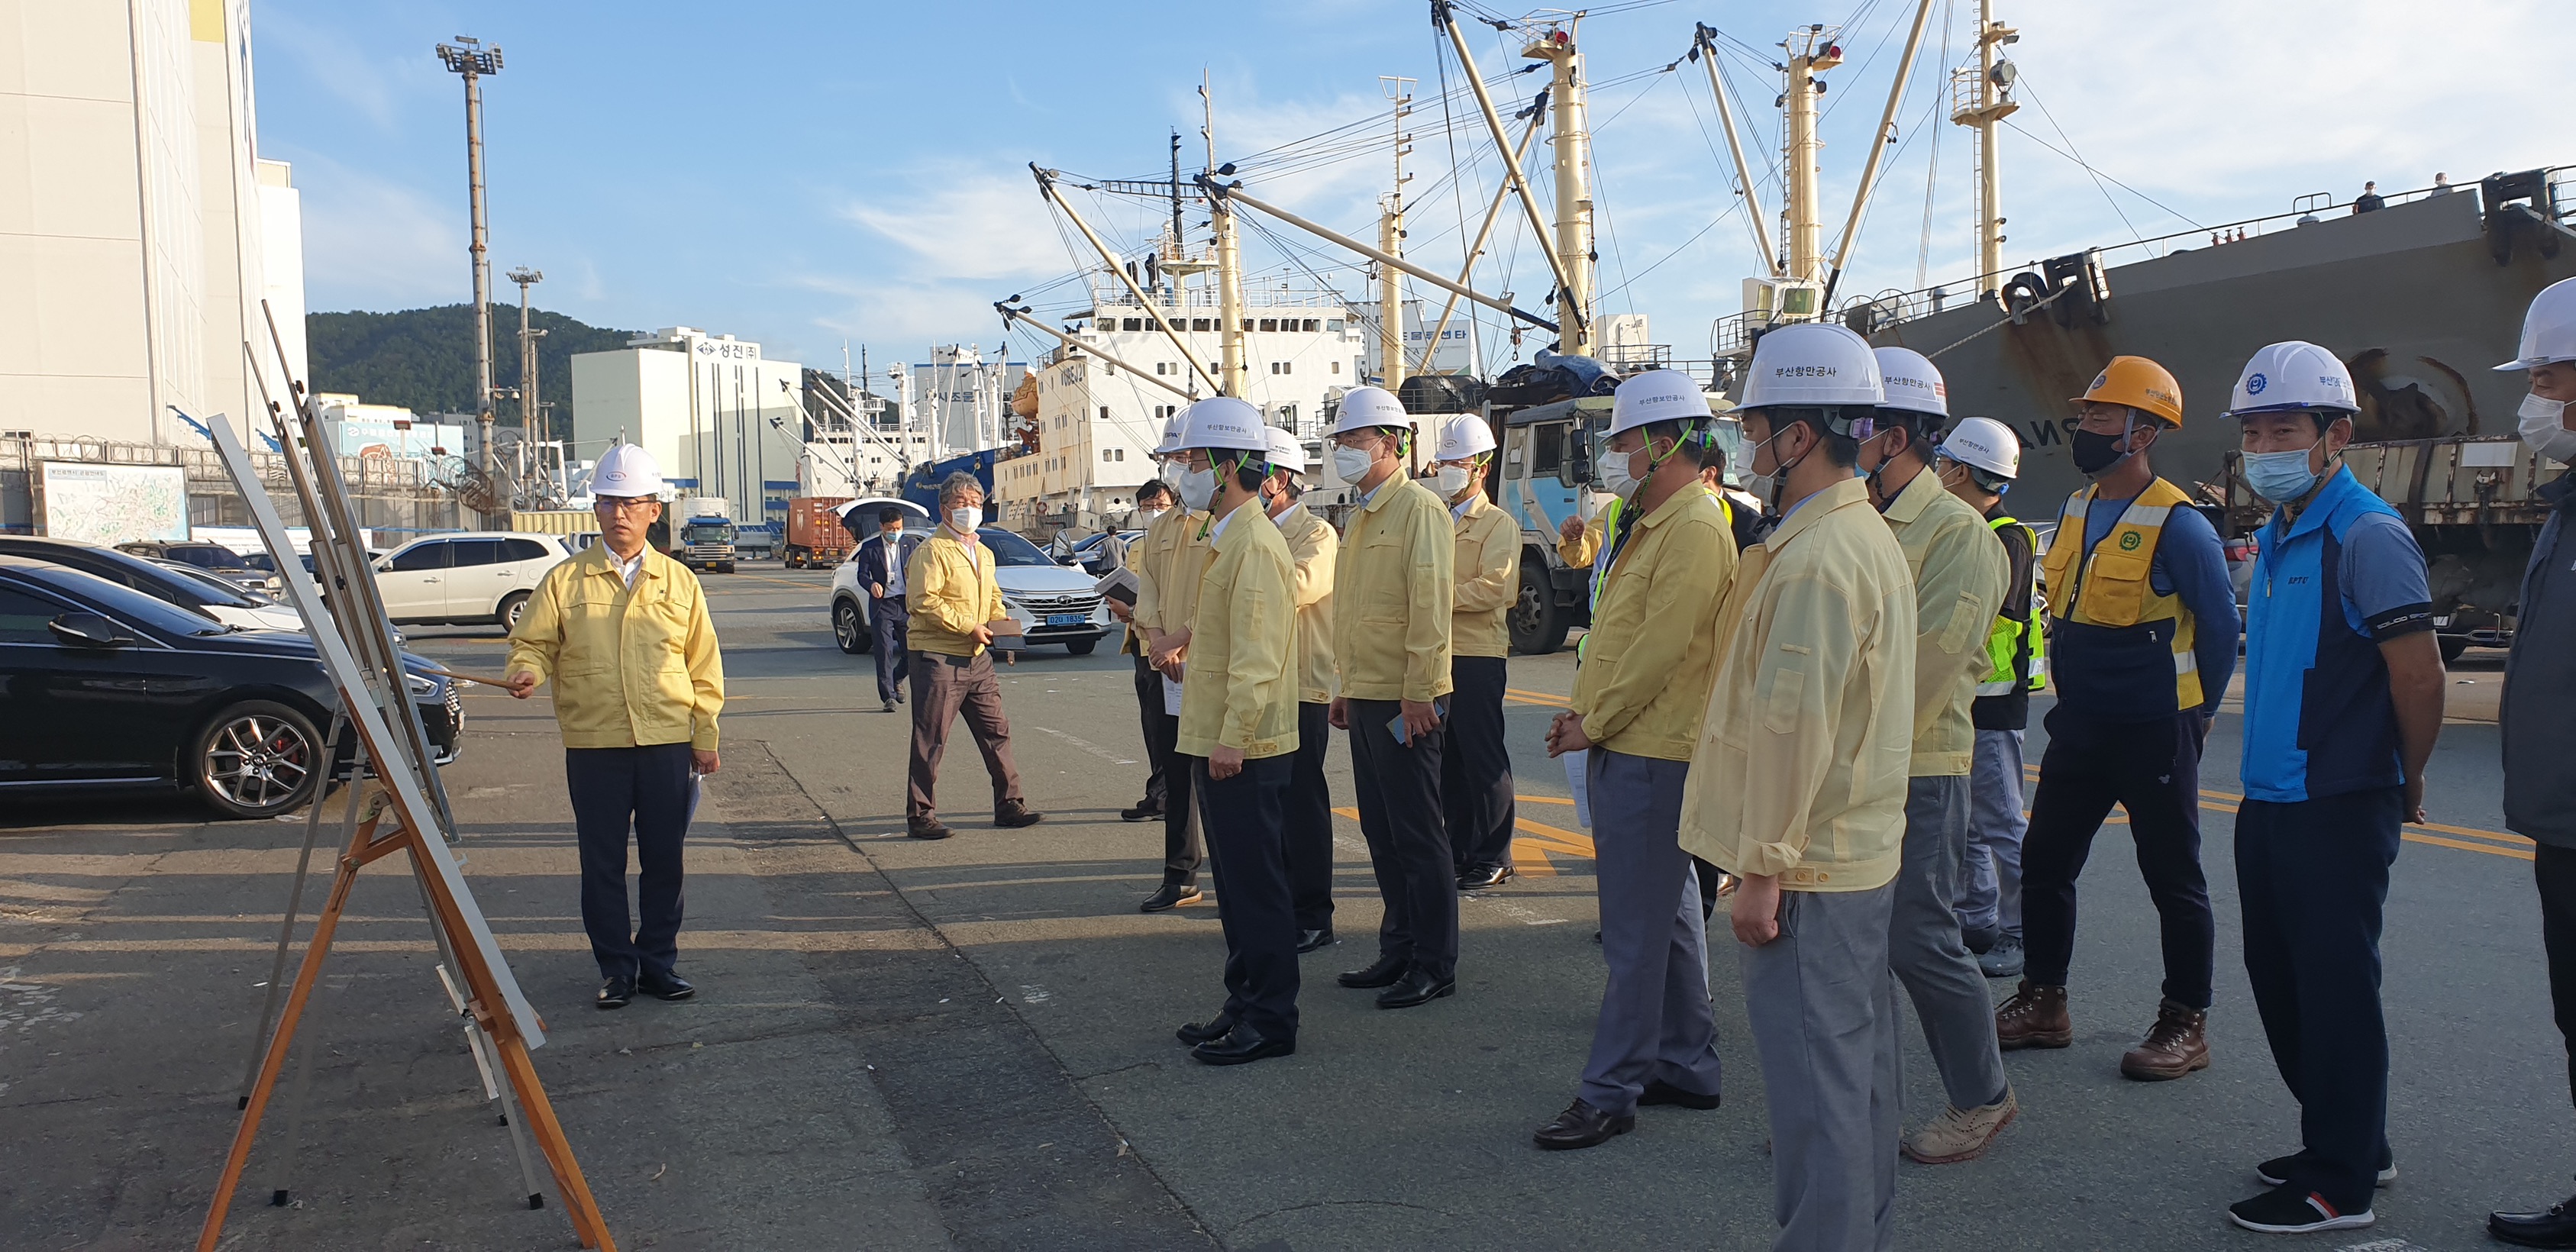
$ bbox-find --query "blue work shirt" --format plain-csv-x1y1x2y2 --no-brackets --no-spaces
2239,466,2433,802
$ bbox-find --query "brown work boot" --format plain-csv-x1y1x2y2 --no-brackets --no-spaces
1994,980,2073,1050
2119,998,2211,1081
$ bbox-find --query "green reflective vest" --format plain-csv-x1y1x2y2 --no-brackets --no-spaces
1979,514,2048,697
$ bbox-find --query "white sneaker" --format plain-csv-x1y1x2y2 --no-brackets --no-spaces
1902,1089,2019,1163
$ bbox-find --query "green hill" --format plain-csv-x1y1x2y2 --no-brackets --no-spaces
306,305,637,428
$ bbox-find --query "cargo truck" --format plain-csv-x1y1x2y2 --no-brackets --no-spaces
783,496,857,569
671,496,738,574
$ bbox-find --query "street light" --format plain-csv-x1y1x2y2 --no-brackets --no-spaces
436,36,503,522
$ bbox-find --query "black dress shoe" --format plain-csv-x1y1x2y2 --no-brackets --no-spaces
995,801,1044,828
1174,1010,1235,1046
1961,924,2000,956
1190,1022,1294,1066
2492,1193,2576,1249
1337,953,1408,989
1296,928,1336,954
1638,1079,1721,1110
1139,883,1202,912
638,971,695,1002
596,976,634,1009
906,818,954,841
1120,801,1164,822
1458,863,1512,891
1375,967,1456,1009
1532,1098,1635,1150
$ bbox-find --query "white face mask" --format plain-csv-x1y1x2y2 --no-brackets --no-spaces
947,505,982,533
1596,443,1648,497
2519,392,2576,464
1331,444,1378,485
1138,507,1167,525
1177,465,1217,511
1435,464,1474,498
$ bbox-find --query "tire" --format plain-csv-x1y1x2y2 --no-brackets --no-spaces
498,589,531,631
720,563,737,574
1509,560,1567,655
192,699,324,819
834,598,870,654
2439,634,2468,663
1064,637,1099,656
783,547,805,570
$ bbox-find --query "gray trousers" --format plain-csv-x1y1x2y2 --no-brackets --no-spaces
1957,729,2028,941
1741,884,1900,1252
1578,750,1723,1115
1893,774,2011,1111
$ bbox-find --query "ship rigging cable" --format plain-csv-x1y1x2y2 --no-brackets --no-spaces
2003,77,2206,237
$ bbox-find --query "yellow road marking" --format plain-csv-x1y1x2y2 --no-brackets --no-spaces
2014,764,2529,859
1332,798,1593,879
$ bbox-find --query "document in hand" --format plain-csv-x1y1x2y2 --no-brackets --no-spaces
1094,567,1141,607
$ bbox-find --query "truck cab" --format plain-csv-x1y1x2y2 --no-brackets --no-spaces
678,516,738,574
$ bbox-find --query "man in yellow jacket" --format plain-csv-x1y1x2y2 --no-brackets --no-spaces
1432,413,1522,892
1326,386,1458,1009
505,444,725,1010
1683,325,1916,1249
1131,417,1213,912
1262,424,1341,953
902,473,1044,841
1533,370,1737,1152
1165,399,1304,1065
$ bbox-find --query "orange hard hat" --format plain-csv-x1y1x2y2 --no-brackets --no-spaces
2070,355,2184,428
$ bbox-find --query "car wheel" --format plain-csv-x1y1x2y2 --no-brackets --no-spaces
2439,634,2468,663
498,590,531,631
834,599,870,654
1064,637,1098,656
193,699,323,819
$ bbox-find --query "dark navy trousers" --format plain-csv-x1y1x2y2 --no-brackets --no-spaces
567,742,696,982
1286,702,1335,931
1443,656,1518,874
870,598,909,705
1196,753,1299,1041
2021,707,2216,1007
1346,699,1454,980
2236,786,2402,1214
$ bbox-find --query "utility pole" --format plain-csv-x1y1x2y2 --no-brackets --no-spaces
1202,76,1246,399
1524,25,1596,357
1378,76,1414,392
1783,27,1840,289
507,266,543,502
437,35,502,523
1951,0,2019,298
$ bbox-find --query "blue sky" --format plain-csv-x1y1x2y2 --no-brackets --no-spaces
253,0,2567,377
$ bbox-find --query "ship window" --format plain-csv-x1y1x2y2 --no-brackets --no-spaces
1258,318,1277,332
1303,319,1319,331
1123,318,1144,331
1327,320,1345,332
1187,318,1206,331
1331,361,1341,374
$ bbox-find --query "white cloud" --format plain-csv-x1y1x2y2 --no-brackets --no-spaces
289,156,461,311
841,167,1066,282
252,8,441,132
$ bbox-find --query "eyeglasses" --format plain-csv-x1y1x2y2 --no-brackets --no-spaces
594,497,658,514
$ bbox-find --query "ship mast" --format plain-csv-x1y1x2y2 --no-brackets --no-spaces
1781,27,1840,289
1525,21,1596,357
1951,0,2019,298
1379,76,1414,392
1203,76,1248,399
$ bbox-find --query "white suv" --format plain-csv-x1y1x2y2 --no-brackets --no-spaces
373,533,574,628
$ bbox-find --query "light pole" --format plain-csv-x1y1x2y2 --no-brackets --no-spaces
507,266,544,500
437,35,503,524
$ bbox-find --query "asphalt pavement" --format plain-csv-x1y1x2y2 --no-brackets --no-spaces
1,562,2564,1252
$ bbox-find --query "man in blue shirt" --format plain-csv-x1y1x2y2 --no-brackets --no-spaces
2219,343,2445,1236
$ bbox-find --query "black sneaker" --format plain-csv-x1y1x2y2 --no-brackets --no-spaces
2255,1152,2396,1189
1120,801,1163,822
2227,1186,2374,1234
596,976,633,1009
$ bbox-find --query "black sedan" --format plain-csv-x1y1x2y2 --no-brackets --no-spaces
0,555,460,818
0,536,306,632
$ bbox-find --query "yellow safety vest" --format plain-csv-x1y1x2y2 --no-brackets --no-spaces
2038,478,2203,711
1978,514,2047,697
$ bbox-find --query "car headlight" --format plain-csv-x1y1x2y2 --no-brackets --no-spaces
405,672,437,697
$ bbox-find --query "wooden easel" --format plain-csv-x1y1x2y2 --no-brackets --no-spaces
196,791,615,1251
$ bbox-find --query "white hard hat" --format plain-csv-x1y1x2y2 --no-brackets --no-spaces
1938,416,2021,480
1263,425,1305,475
1174,396,1268,454
1329,386,1411,436
1873,346,1948,418
2224,340,2358,418
1153,413,1186,456
1432,414,1497,461
2497,276,2576,371
591,443,665,498
1738,323,1885,410
1607,369,1713,438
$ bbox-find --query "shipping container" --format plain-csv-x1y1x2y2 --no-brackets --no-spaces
784,496,857,568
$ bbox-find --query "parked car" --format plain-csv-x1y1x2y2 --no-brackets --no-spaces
114,540,267,593
370,533,574,629
0,537,306,632
1051,529,1144,577
831,527,1112,657
0,555,460,818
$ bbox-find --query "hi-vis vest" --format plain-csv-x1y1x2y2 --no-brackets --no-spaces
2039,478,2204,712
1979,515,2047,697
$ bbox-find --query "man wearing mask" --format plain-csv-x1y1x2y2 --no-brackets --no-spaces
1682,325,1914,1248
1131,418,1213,912
1262,425,1341,954
2218,343,2443,1234
1162,399,1305,1066
1858,347,2017,1166
854,505,924,713
903,473,1044,841
1110,477,1178,825
1327,386,1459,1009
1927,418,2046,982
1432,414,1521,892
505,444,724,1008
2490,277,2576,1250
1995,356,2239,1083
1533,370,1735,1151
1696,439,1767,556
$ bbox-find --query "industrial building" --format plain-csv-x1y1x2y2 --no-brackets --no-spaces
0,0,307,447
568,328,806,534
